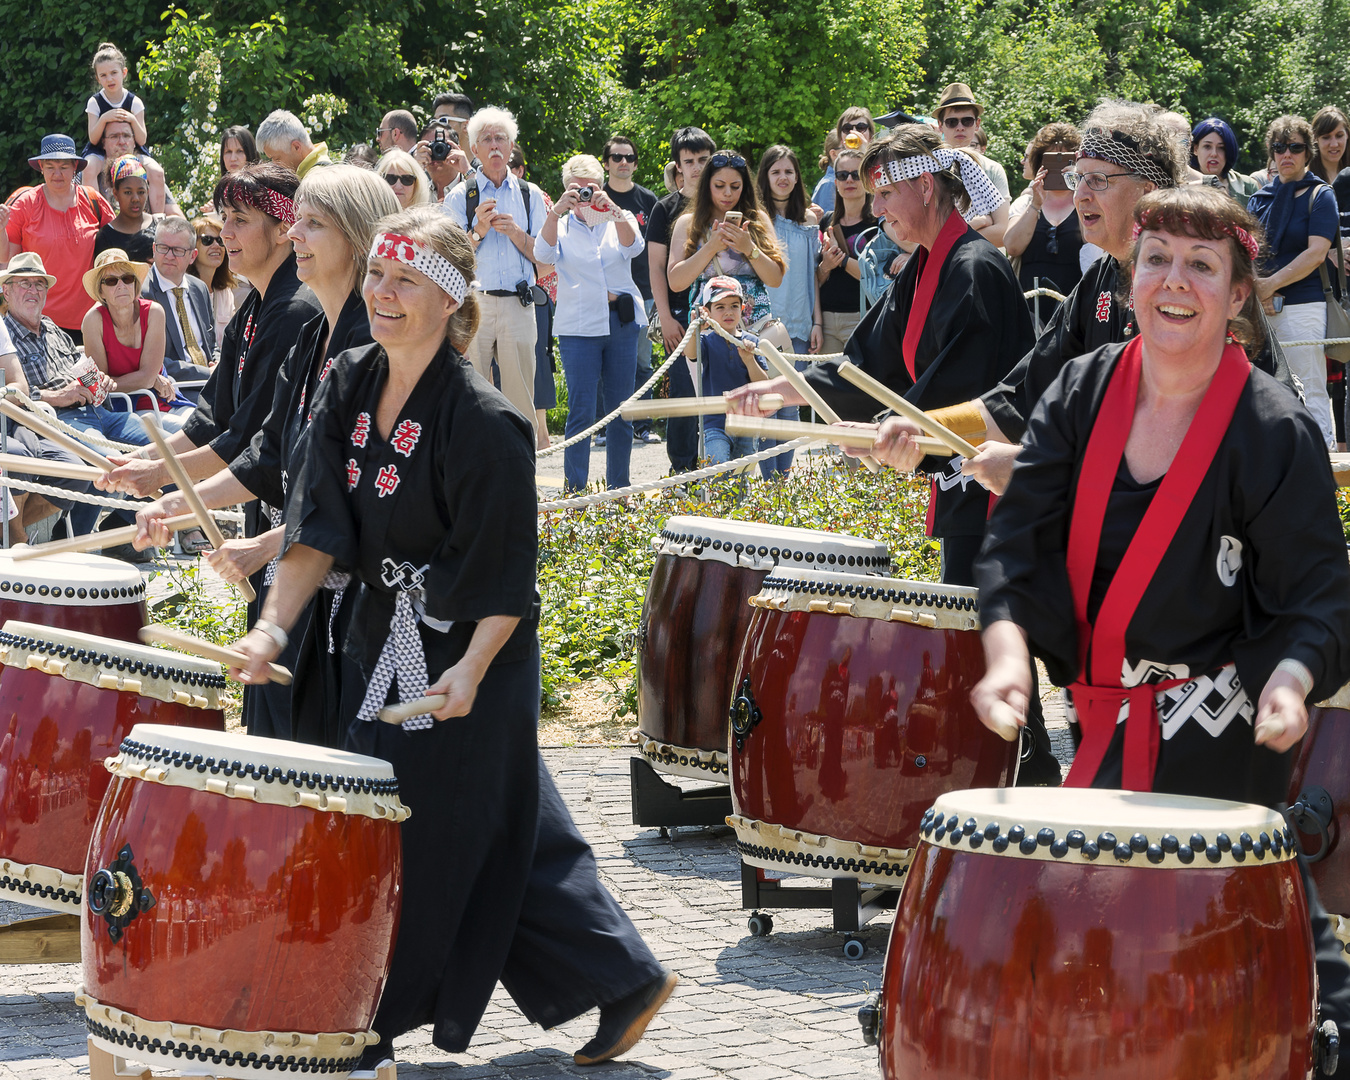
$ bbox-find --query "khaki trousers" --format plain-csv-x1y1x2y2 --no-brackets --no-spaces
465,293,538,432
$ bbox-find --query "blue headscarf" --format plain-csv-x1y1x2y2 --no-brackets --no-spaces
1190,118,1240,178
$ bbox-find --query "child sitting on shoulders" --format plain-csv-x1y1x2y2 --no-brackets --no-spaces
81,42,173,214
686,276,770,465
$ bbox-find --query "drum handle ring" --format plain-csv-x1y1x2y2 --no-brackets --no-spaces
1017,725,1035,763
1289,786,1336,864
88,844,155,942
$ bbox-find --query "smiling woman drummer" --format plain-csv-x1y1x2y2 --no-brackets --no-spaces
228,205,674,1072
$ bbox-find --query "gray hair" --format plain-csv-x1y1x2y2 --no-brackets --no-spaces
256,110,311,154
467,106,519,148
1079,99,1184,188
154,215,197,244
561,154,604,187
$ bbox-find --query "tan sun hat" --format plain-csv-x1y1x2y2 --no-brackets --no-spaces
0,251,57,288
82,248,151,302
933,82,983,119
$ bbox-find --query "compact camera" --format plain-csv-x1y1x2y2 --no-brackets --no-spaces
576,186,595,202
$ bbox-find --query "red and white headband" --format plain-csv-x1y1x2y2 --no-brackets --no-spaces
867,148,1005,221
370,232,470,302
1131,219,1260,262
218,179,297,226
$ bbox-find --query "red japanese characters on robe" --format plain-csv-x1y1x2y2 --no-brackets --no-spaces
1095,292,1112,323
346,459,360,490
375,463,400,497
352,412,371,448
390,420,423,458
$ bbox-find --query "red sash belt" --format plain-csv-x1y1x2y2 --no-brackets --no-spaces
903,209,967,382
1063,338,1250,791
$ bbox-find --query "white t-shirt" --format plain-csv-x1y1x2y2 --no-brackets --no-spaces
0,317,13,358
86,89,144,117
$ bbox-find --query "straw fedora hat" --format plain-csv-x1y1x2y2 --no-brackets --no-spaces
0,252,57,288
82,248,151,302
933,83,983,119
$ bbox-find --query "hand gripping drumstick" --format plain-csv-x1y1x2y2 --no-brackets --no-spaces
11,512,198,561
725,415,947,455
985,701,1023,743
835,361,979,459
378,695,448,724
0,397,165,496
138,416,257,603
139,623,292,685
619,394,784,420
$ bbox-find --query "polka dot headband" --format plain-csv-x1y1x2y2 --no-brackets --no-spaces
1131,218,1260,263
218,178,297,225
370,232,470,302
867,147,1006,221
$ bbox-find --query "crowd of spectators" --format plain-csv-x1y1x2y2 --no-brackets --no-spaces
1,38,1349,524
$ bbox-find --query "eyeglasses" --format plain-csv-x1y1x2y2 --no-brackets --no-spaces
101,273,138,288
7,278,47,292
608,152,637,163
840,122,871,134
835,169,862,181
943,116,977,129
374,127,391,136
1272,141,1308,155
197,234,223,247
384,173,417,187
1063,169,1139,192
709,153,746,169
153,242,192,258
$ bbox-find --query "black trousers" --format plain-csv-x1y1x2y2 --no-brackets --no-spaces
665,352,698,471
1302,857,1350,1074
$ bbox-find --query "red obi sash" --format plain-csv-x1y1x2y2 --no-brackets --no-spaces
1063,338,1250,790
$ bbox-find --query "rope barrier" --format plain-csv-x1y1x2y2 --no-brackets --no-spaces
538,436,816,513
1286,337,1350,347
3,393,144,455
0,474,245,522
537,317,705,457
1024,286,1068,303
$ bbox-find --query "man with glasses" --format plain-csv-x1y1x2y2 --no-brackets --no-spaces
142,216,214,391
376,110,419,155
602,135,662,444
445,106,547,430
933,83,1010,245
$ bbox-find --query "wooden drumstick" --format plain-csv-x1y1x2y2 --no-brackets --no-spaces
985,701,1023,743
138,623,292,685
835,361,979,459
724,415,948,455
754,338,882,473
0,452,105,482
378,695,447,724
619,394,785,420
0,397,115,471
138,416,257,603
11,512,198,561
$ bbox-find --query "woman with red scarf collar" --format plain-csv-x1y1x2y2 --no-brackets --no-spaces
729,125,1032,588
974,184,1350,806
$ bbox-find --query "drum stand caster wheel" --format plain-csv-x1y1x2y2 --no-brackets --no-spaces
842,936,866,960
748,912,773,937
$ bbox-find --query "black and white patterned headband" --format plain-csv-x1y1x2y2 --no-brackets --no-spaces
370,232,470,302
868,148,1005,221
1077,130,1175,189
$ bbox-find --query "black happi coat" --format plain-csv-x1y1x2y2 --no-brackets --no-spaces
805,224,1034,539
228,291,372,745
978,342,1350,804
983,254,1294,444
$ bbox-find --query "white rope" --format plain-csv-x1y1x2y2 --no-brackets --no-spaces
538,317,705,457
1024,287,1068,302
0,474,245,522
1287,337,1350,347
538,436,816,513
3,393,144,454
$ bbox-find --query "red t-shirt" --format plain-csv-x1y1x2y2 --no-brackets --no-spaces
99,298,171,412
6,185,113,332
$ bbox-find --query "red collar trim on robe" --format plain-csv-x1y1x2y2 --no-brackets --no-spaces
1063,337,1251,791
901,209,968,381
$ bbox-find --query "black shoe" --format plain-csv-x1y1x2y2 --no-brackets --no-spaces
574,970,677,1066
100,542,155,564
349,1040,392,1078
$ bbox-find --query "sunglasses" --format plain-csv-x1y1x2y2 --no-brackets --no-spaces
197,234,223,247
709,153,747,169
943,116,977,129
840,122,870,134
1046,225,1059,257
101,273,138,288
608,152,637,163
835,169,862,181
384,173,417,187
1272,142,1308,155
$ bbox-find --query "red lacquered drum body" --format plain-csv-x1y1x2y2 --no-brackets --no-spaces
728,570,1015,882
0,621,224,913
0,551,147,641
638,517,890,781
80,724,405,1079
876,789,1317,1080
1287,688,1350,925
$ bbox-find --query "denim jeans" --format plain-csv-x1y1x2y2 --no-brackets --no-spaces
758,338,807,478
58,404,152,535
559,312,638,492
704,427,756,465
631,298,656,436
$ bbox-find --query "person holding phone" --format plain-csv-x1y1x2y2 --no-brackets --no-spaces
815,145,876,353
1004,124,1088,321
534,154,646,493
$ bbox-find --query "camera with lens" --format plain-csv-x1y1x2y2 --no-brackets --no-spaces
429,117,459,162
576,186,594,202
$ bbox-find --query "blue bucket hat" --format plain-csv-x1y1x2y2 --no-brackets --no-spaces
28,134,83,171
1190,118,1240,178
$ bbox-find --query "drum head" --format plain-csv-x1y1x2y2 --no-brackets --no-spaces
124,723,397,780
655,515,891,572
0,550,144,606
752,567,980,628
925,787,1295,868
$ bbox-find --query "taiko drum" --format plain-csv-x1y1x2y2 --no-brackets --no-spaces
0,550,148,641
727,570,1016,883
1287,682,1350,937
871,788,1322,1080
638,517,891,782
0,621,224,914
80,725,406,1079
